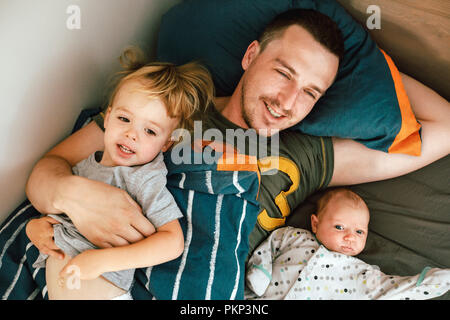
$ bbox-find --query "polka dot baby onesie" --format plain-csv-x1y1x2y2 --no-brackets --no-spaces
245,227,450,300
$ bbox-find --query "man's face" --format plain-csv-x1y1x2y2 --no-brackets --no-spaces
239,25,339,135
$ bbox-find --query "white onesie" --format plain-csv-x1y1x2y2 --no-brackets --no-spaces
245,227,450,300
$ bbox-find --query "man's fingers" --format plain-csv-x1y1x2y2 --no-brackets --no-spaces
131,214,156,238
46,239,62,251
42,246,65,260
98,241,113,248
44,216,61,225
108,234,131,247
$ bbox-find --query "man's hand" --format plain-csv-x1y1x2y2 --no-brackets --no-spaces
58,175,156,248
26,216,65,260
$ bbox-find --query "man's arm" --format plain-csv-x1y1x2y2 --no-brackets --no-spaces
26,122,104,213
330,72,450,186
25,121,155,248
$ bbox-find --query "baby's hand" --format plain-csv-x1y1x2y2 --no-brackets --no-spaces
59,250,103,281
25,216,65,260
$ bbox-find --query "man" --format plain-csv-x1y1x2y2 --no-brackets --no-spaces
26,9,449,254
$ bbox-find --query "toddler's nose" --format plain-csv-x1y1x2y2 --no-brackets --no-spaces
126,129,137,141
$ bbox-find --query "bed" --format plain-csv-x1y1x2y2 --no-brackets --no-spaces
0,0,448,300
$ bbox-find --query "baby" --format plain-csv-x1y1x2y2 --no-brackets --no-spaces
311,188,369,256
25,48,214,300
245,188,450,300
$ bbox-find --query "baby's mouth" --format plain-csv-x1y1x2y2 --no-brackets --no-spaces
340,245,354,253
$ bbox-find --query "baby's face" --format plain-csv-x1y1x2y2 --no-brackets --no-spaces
311,198,369,256
101,80,179,167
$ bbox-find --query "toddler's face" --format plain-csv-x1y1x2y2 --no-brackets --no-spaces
311,197,369,256
101,80,179,167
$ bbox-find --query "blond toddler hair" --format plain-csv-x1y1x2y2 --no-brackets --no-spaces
107,46,214,132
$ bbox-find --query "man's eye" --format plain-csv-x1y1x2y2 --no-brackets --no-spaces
305,90,316,99
118,116,129,122
334,225,343,230
276,69,290,79
145,128,156,135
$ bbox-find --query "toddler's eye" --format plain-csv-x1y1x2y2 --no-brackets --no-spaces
145,128,156,135
118,116,129,122
334,225,343,230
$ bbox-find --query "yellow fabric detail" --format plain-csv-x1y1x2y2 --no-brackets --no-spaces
256,156,301,231
257,209,286,231
274,192,290,217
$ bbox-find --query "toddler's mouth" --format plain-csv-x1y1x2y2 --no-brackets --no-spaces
118,144,135,154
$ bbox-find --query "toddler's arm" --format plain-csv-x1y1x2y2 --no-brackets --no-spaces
60,219,184,280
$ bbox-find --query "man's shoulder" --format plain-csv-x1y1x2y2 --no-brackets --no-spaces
277,130,333,158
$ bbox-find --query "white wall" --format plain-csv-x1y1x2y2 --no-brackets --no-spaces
0,0,180,223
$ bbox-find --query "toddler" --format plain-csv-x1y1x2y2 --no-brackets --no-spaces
26,48,214,300
246,188,450,300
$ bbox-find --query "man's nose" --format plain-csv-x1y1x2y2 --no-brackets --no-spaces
278,82,299,112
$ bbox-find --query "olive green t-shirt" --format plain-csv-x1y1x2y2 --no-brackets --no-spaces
93,105,334,254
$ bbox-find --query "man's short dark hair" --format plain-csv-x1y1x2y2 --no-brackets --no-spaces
258,9,345,62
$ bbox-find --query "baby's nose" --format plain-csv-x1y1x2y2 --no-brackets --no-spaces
344,232,355,241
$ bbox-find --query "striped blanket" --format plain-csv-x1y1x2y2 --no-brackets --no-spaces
141,147,261,299
0,110,261,300
0,148,260,300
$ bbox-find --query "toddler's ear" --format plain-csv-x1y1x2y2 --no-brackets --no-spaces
103,107,112,128
310,214,319,234
161,139,175,152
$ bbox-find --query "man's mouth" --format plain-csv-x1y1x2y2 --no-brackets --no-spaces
264,101,283,118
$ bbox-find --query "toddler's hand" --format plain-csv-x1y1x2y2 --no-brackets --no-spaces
25,216,65,260
59,250,103,281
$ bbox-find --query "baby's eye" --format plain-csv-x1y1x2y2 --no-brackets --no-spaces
145,128,156,135
118,116,129,122
356,230,365,235
334,225,343,230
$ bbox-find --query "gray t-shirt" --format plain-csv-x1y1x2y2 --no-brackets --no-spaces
33,151,183,291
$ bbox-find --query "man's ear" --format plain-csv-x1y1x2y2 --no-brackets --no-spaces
241,40,261,71
310,214,319,234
